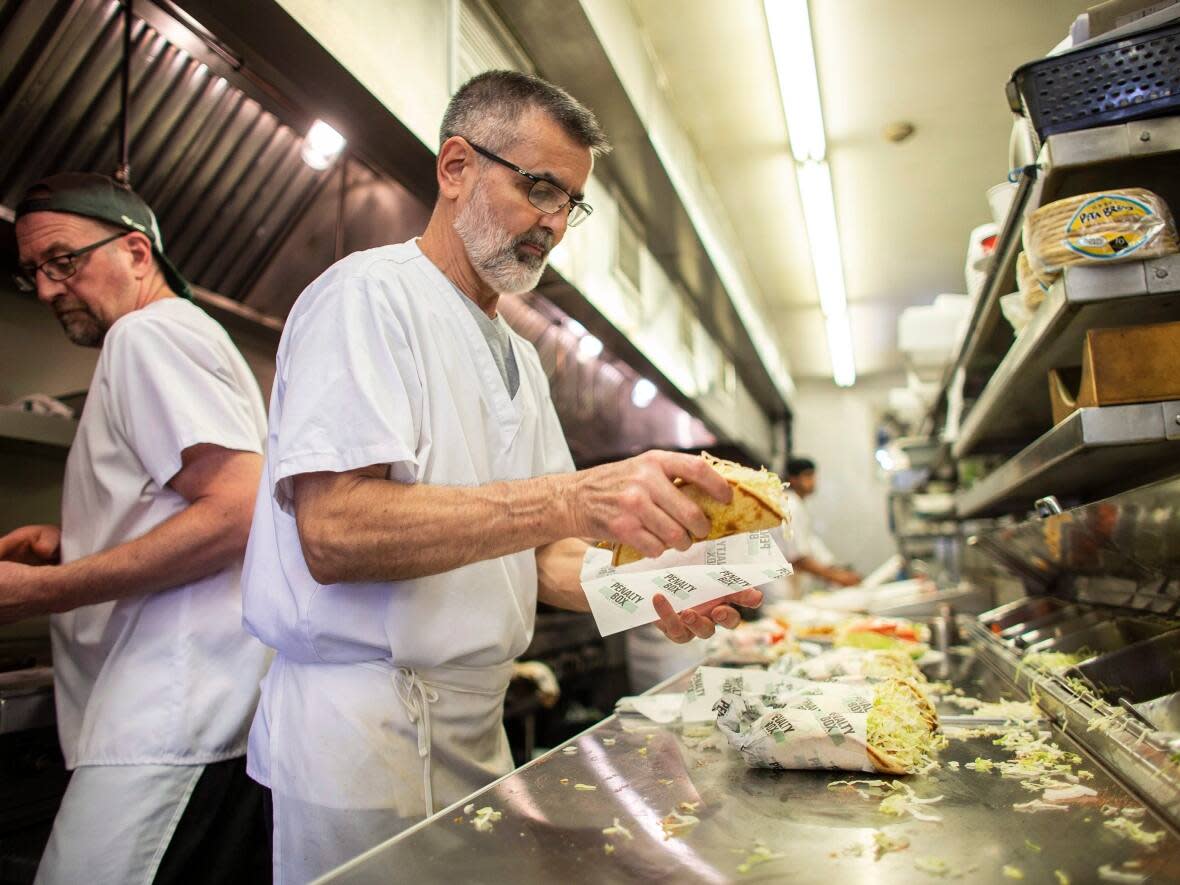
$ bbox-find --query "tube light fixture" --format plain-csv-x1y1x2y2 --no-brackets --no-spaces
764,0,825,163
825,310,856,388
764,0,856,387
794,161,847,319
302,119,346,170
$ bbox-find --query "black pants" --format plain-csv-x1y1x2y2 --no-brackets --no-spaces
152,756,271,885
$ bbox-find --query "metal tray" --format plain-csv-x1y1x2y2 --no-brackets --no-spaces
979,596,1070,632
1014,610,1106,649
999,604,1090,641
1071,629,1180,704
1026,616,1174,655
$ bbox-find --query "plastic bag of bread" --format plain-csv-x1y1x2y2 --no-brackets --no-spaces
608,452,789,567
716,677,944,774
1016,251,1057,311
1023,188,1179,275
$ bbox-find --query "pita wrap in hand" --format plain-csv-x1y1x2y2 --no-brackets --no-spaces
610,452,790,567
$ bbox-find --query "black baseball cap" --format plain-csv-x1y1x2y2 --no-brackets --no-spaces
15,172,193,299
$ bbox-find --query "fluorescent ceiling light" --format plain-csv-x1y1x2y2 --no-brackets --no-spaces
825,310,856,388
765,0,856,387
764,0,825,163
795,161,848,319
302,119,346,170
631,378,658,408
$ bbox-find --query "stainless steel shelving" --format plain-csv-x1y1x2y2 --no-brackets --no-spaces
0,409,75,454
924,116,1180,440
954,254,1180,457
956,400,1180,518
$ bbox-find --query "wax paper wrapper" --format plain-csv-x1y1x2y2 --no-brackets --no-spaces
716,680,876,772
681,666,810,723
580,530,792,637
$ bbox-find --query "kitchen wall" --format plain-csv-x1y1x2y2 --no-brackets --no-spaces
789,373,903,575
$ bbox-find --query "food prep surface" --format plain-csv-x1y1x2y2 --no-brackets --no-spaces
321,650,1180,884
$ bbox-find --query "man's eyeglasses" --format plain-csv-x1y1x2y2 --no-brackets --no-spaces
13,231,129,292
464,139,593,227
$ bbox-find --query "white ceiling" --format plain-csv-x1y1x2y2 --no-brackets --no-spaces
630,0,1091,380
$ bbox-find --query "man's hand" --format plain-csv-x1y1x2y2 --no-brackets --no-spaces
828,568,862,588
651,588,763,643
0,561,51,624
0,525,61,565
568,451,732,561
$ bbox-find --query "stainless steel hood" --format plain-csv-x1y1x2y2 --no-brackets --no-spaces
0,0,736,464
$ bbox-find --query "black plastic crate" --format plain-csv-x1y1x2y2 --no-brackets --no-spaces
1007,18,1180,143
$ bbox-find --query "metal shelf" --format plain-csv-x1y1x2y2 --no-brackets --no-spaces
0,409,75,454
956,400,1180,518
954,254,1180,457
923,116,1180,438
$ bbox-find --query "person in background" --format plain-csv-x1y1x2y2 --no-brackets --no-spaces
241,70,761,883
0,174,271,884
783,456,862,595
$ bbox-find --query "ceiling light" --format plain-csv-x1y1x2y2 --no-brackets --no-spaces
302,119,346,170
795,161,848,319
825,311,856,388
764,0,825,163
566,318,587,337
631,378,658,408
577,334,603,360
765,0,856,387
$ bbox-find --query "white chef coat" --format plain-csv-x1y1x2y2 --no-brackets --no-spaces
52,297,270,768
781,488,835,597
241,241,574,856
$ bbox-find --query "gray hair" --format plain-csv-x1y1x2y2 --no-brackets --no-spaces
440,70,611,158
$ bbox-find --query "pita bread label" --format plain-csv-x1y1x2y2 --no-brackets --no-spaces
580,531,792,637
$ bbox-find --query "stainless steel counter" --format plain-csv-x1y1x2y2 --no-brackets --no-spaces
319,651,1180,884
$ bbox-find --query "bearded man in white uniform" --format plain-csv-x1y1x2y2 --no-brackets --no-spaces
242,70,763,883
0,174,272,883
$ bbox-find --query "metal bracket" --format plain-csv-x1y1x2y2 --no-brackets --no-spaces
1034,496,1063,517
1163,401,1180,440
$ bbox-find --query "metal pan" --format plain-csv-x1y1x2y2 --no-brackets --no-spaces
979,596,1070,632
1025,617,1174,656
1000,604,1088,642
1071,629,1180,705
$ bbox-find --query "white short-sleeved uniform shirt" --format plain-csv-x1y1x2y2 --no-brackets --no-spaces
242,240,574,668
241,240,575,797
53,297,270,768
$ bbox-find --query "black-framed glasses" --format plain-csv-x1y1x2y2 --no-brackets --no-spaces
13,231,130,292
464,139,593,227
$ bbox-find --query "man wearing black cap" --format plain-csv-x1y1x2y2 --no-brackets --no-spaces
783,456,862,594
0,173,271,883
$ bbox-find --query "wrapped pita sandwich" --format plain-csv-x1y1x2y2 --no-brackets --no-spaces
610,452,790,567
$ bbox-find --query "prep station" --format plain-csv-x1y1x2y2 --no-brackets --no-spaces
5,1,1180,883
318,487,1180,883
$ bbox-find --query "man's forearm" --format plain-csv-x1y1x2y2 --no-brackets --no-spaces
297,470,580,584
536,538,590,612
32,496,250,615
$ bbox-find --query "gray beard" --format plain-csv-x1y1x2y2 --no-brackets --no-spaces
454,180,552,295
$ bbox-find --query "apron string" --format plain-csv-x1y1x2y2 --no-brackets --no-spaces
394,668,440,817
